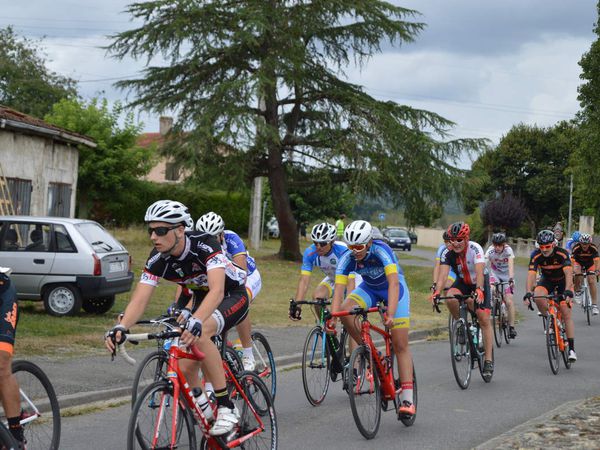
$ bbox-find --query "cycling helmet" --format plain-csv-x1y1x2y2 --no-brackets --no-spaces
491,233,506,245
145,200,191,225
536,229,555,245
344,220,373,245
184,216,194,232
579,233,592,244
311,223,336,243
447,222,470,240
571,231,581,242
442,231,450,242
196,212,225,235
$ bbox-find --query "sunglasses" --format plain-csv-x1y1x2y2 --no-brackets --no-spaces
539,244,553,251
348,243,367,251
148,225,180,236
450,238,465,243
314,241,330,248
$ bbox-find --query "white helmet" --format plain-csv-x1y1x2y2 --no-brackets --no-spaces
344,220,373,245
145,200,191,225
184,216,194,232
196,212,225,235
311,223,336,243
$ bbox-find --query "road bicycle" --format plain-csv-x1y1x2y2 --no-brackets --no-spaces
435,293,493,389
290,298,350,406
0,422,18,450
0,360,61,450
119,327,277,449
574,271,597,326
331,305,417,440
490,281,511,347
529,292,572,375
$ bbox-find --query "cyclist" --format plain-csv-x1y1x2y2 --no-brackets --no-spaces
290,222,359,320
105,200,249,436
195,211,262,370
331,220,415,416
523,229,577,361
485,232,517,338
431,222,494,380
566,231,580,253
571,233,600,315
432,231,456,293
0,268,24,447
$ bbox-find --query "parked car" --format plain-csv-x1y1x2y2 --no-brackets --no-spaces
383,228,412,251
266,216,279,238
372,226,388,242
383,226,417,245
0,216,134,316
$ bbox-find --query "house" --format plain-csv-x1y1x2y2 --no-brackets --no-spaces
0,105,96,217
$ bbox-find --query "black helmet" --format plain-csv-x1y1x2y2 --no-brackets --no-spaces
536,229,555,245
491,233,506,245
442,231,450,242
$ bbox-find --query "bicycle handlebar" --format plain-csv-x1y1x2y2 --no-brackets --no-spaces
331,306,381,317
292,298,331,306
433,293,477,313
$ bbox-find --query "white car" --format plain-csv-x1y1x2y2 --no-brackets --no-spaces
266,217,279,238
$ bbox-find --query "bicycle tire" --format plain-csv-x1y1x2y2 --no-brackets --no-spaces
560,321,572,370
584,288,591,326
0,422,18,450
347,346,381,439
337,328,350,384
301,326,330,406
545,315,560,375
251,331,277,401
492,297,502,348
12,360,61,450
131,350,168,406
399,364,418,427
502,302,510,345
450,319,471,389
128,380,196,450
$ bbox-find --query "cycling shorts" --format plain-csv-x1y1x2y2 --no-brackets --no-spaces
449,278,492,311
572,262,595,272
192,287,249,336
536,278,570,304
346,275,410,329
246,268,262,302
320,274,363,298
489,273,514,295
0,275,18,355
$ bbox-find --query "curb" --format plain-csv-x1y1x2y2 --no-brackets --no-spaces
57,326,446,411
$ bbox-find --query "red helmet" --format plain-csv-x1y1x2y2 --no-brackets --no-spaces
447,222,470,240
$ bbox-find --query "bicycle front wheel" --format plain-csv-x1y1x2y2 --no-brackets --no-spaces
584,288,591,326
301,326,330,406
128,381,196,450
560,323,572,370
492,298,502,348
131,350,168,406
450,319,471,389
12,360,61,450
251,331,277,401
348,346,381,440
545,315,560,375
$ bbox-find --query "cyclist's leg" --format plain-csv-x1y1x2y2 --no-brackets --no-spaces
340,284,373,347
313,277,333,318
534,281,551,316
587,264,598,309
573,263,582,293
234,269,262,370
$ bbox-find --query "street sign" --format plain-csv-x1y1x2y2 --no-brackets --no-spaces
379,213,385,221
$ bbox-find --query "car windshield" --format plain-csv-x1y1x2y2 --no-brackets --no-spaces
75,223,124,253
388,230,409,238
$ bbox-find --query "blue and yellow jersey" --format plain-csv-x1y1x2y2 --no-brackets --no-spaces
300,241,350,280
223,230,256,275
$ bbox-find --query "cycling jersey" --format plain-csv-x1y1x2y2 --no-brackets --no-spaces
0,273,18,355
566,238,577,253
436,243,456,282
528,247,571,282
335,240,410,329
301,241,351,280
440,241,485,286
485,244,514,279
570,242,599,270
223,230,257,275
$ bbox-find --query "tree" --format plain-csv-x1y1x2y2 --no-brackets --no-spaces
45,98,154,220
108,1,485,259
0,26,77,118
480,194,527,232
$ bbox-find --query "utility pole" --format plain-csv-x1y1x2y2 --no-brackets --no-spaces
248,177,264,250
567,173,573,237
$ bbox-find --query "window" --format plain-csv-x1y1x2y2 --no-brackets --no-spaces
52,224,76,252
47,183,72,217
6,178,32,215
0,222,51,252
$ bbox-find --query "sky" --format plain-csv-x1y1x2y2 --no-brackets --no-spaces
2,0,597,164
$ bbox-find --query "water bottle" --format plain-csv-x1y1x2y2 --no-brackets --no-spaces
192,387,214,421
232,338,243,358
163,338,172,351
470,325,478,345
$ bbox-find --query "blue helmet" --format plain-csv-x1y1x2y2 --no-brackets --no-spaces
571,231,581,242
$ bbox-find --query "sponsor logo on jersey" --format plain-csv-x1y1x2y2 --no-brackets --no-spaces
197,242,215,253
141,271,160,283
330,258,337,265
191,263,201,272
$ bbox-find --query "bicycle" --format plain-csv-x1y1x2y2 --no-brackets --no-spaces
574,271,597,326
331,305,417,440
119,327,277,449
490,281,511,347
249,331,276,401
529,292,572,375
0,422,17,450
0,360,61,450
435,293,493,389
290,298,350,406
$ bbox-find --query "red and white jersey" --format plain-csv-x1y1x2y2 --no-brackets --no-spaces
440,241,485,285
485,244,514,278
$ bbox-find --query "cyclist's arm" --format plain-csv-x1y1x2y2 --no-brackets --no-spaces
332,276,348,314
119,282,155,330
193,267,225,323
347,273,356,293
385,272,400,318
434,264,451,292
508,257,515,280
432,259,441,285
526,270,537,293
563,265,574,292
475,261,485,290
294,273,311,301
232,254,248,273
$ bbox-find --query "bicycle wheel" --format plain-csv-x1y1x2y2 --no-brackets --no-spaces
229,371,277,450
337,328,350,384
301,326,330,406
251,331,277,401
492,297,502,348
399,364,418,427
128,381,196,450
450,319,471,389
347,346,381,440
545,315,560,375
584,288,591,326
12,360,61,450
131,350,168,406
560,322,572,370
0,422,18,450
502,302,510,345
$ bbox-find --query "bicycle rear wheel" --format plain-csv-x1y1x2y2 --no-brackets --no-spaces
0,422,18,450
584,288,591,326
12,360,61,450
492,298,502,348
545,315,560,375
128,381,196,450
251,331,277,400
301,326,330,406
450,319,471,389
131,350,168,406
347,346,381,439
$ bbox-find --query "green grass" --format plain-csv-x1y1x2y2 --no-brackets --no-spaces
14,229,444,356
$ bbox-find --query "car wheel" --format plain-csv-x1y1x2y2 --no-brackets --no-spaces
43,284,82,316
407,245,411,251
82,295,116,314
